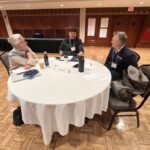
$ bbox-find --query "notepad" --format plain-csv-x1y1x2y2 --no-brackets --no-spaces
11,69,41,82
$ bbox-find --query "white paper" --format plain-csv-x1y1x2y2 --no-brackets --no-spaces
11,69,41,82
99,29,108,38
11,67,29,74
100,18,109,28
60,56,73,61
11,66,37,74
87,18,96,36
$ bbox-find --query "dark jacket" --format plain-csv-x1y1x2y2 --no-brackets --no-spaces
105,46,138,80
59,37,84,56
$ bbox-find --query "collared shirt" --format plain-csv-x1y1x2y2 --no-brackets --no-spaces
114,44,125,53
105,45,138,75
9,48,27,58
9,48,38,70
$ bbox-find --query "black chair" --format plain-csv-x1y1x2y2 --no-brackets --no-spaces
0,51,10,75
140,64,150,79
131,50,140,62
107,81,150,130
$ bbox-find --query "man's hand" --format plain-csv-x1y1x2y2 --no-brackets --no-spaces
24,64,32,70
78,51,84,56
26,51,33,59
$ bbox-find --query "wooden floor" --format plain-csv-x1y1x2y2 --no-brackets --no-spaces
0,46,150,150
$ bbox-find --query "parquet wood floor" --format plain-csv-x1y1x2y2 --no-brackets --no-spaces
0,47,150,150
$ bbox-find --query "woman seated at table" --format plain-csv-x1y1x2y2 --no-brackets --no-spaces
59,28,84,56
8,34,38,70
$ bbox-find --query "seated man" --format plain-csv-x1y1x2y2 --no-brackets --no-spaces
59,28,84,56
105,31,138,81
8,34,38,70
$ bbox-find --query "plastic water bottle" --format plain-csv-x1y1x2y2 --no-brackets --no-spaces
64,55,69,73
78,56,84,72
44,51,49,67
64,55,68,63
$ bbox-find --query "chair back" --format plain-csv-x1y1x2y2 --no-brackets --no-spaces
136,82,150,110
140,64,150,79
131,50,140,62
0,51,10,75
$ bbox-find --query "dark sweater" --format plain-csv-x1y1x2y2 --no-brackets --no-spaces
105,46,138,80
59,37,84,56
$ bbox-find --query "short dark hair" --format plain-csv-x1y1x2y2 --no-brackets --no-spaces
68,28,77,33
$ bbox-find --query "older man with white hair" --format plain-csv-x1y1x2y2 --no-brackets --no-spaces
8,34,38,70
105,31,138,81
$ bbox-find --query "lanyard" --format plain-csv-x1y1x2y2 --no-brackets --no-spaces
111,44,125,63
69,39,75,48
111,49,119,64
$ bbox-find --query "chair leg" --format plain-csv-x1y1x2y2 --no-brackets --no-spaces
85,117,89,124
136,111,140,127
108,111,118,130
50,133,56,149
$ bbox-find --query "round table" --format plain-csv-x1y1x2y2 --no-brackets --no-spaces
7,58,111,145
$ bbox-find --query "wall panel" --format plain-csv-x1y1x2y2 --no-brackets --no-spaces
86,7,150,47
7,9,80,38
137,15,150,47
0,8,149,47
0,12,8,38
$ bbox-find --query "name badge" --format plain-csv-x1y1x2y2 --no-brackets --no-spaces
71,47,76,51
111,62,117,68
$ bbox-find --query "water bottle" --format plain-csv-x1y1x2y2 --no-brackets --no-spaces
78,56,84,72
44,51,49,67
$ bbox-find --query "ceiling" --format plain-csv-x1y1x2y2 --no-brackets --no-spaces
0,0,149,10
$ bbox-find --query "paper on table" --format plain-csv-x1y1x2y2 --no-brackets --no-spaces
60,56,73,61
11,65,41,82
11,69,41,82
11,66,37,74
68,56,73,60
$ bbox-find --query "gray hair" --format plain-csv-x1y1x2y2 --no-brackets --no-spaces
114,31,127,45
7,34,23,47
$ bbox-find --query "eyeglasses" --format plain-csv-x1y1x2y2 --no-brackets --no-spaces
19,41,27,44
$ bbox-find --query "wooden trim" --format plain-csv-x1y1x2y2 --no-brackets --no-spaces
136,41,150,47
87,7,150,15
7,9,80,16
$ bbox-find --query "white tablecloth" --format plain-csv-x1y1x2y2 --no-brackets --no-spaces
7,58,111,145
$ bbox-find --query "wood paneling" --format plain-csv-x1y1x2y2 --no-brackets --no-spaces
9,15,79,38
137,15,150,47
7,9,80,38
85,15,113,46
112,15,143,47
7,9,80,16
0,12,8,38
87,7,150,15
0,8,150,47
85,13,150,47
